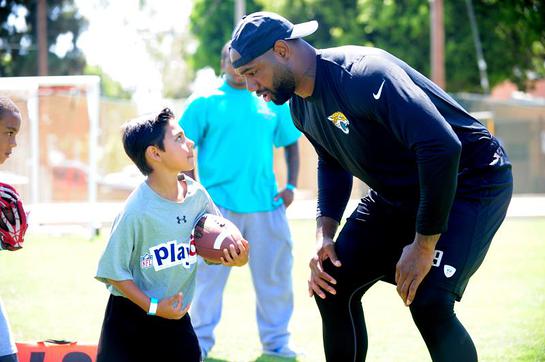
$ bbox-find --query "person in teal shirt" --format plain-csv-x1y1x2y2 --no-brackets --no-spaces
180,42,301,358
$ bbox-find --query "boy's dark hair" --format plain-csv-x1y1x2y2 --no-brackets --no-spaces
0,96,21,120
122,108,174,175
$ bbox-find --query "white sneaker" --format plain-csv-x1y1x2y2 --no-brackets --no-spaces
263,345,303,359
200,348,208,361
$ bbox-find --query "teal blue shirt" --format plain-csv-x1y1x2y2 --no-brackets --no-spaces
180,79,300,213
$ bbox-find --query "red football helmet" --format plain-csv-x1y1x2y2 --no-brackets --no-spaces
0,182,28,251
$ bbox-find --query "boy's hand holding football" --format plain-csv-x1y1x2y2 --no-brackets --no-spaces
220,238,249,267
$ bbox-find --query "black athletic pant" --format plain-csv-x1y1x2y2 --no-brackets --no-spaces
315,166,512,362
97,295,201,362
0,354,17,362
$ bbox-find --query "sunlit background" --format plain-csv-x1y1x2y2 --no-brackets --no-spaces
1,1,545,361
1,1,544,224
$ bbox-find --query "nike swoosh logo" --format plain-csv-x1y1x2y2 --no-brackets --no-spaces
373,80,385,100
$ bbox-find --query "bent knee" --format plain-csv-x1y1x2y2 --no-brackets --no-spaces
409,287,457,324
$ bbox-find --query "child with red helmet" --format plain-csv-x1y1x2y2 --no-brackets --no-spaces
0,182,27,251
0,95,27,362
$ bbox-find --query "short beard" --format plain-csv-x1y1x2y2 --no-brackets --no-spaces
270,67,296,105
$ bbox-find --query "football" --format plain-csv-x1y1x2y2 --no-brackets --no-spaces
193,214,242,263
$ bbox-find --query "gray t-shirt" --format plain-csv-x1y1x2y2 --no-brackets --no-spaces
96,177,219,308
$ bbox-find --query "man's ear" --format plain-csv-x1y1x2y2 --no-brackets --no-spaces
272,40,290,60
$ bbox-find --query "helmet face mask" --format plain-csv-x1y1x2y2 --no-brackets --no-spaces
0,183,28,251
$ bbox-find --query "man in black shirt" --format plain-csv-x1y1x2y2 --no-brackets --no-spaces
230,12,513,362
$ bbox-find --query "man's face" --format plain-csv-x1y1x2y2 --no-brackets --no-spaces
230,48,296,105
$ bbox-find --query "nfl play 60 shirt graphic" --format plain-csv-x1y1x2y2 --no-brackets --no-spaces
141,237,198,271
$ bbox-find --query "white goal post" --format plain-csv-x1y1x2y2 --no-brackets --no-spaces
0,75,100,227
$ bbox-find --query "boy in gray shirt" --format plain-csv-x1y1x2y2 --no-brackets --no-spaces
95,108,249,362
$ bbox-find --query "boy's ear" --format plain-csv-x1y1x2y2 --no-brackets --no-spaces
145,145,161,163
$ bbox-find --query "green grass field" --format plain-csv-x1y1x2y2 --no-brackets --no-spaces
1,218,544,362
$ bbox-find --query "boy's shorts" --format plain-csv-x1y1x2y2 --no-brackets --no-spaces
97,295,201,362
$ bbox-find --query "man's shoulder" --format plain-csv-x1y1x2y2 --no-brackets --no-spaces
320,46,392,74
319,46,365,67
320,47,398,99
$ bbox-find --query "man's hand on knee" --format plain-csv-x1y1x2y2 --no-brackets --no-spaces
308,237,341,299
395,233,440,306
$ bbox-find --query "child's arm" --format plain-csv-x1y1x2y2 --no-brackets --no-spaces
220,239,250,267
108,279,190,320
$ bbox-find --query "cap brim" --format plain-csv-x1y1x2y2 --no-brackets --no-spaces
288,20,318,39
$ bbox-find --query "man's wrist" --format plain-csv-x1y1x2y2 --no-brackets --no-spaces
414,233,440,250
286,183,296,191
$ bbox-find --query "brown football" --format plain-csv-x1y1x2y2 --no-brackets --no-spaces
193,214,242,263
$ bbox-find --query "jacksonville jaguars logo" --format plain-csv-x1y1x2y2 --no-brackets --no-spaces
327,111,350,134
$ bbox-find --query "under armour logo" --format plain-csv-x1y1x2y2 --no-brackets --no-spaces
176,216,187,224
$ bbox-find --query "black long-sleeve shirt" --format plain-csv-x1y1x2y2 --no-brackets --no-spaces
289,46,506,235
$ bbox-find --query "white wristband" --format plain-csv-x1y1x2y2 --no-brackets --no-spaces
286,183,296,191
148,297,158,315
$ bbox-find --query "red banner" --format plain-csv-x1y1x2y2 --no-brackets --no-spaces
16,340,97,362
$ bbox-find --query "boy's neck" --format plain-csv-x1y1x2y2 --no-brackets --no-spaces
146,171,186,202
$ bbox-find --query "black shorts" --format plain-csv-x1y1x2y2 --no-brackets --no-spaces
330,165,513,301
0,354,17,362
97,295,201,362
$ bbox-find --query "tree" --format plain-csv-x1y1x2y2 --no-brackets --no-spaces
84,65,132,100
263,1,432,81
466,0,545,91
188,0,263,75
188,0,545,92
137,5,195,99
270,0,545,92
0,0,88,76
145,30,195,99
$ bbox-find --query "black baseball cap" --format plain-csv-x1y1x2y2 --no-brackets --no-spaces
230,12,318,68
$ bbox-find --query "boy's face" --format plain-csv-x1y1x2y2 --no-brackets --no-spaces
157,118,195,172
0,111,21,165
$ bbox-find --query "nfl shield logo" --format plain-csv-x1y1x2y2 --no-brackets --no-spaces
444,265,456,278
140,253,153,269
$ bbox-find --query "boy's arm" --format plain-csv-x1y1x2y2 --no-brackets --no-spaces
108,279,190,320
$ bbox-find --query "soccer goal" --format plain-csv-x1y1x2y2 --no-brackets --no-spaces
0,75,100,230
